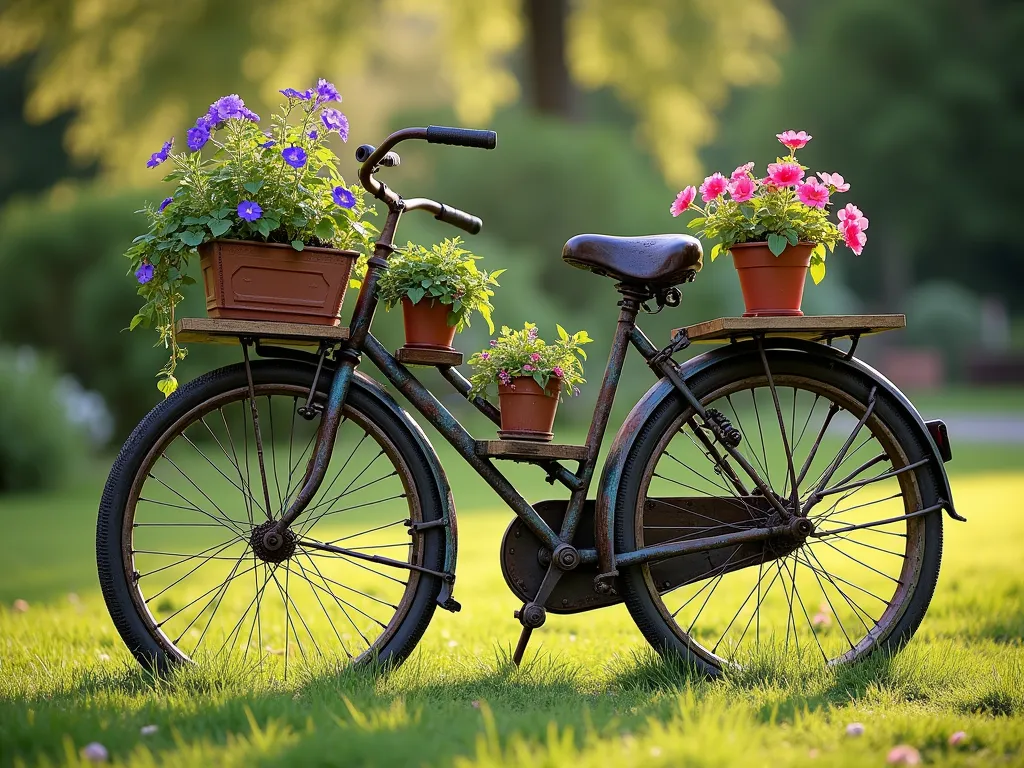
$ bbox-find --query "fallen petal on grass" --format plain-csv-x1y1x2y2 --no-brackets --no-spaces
948,731,967,747
13,599,29,613
140,725,159,736
81,742,109,762
97,652,110,662
887,745,921,765
845,722,865,737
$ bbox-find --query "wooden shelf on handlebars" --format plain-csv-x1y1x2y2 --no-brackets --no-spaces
676,314,906,344
175,317,349,347
475,440,587,462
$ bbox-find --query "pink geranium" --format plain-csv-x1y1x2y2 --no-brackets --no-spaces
838,203,868,230
796,178,830,209
699,172,729,202
670,186,696,217
817,171,850,192
729,175,756,202
766,161,804,187
777,130,812,151
731,162,755,180
842,221,867,255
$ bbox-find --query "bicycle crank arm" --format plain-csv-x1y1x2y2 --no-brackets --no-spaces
614,516,813,569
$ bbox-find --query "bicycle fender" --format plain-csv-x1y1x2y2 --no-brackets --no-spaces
596,340,961,570
351,371,461,610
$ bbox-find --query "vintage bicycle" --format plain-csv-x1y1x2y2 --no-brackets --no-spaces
97,126,962,679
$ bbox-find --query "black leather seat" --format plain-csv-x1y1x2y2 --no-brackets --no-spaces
562,233,703,288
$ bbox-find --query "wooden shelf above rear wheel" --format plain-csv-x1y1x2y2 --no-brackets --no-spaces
675,314,906,344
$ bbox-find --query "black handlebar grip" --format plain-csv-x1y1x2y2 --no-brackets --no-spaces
425,125,497,149
435,204,483,235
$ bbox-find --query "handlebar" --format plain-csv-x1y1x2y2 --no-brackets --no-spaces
357,126,496,235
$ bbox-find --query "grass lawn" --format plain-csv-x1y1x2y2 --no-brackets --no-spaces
2,420,1024,766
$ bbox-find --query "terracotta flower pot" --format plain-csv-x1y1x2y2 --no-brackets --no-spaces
731,241,815,317
401,297,458,351
497,376,561,442
199,240,356,325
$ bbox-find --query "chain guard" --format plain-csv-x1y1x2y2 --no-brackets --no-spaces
500,496,786,614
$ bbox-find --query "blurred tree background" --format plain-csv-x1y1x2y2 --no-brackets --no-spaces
0,0,1019,469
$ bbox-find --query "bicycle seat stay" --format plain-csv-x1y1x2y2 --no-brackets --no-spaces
562,233,702,288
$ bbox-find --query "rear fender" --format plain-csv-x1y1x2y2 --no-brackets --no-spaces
596,339,961,572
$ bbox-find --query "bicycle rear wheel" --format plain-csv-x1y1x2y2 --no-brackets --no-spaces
97,361,446,679
616,350,944,675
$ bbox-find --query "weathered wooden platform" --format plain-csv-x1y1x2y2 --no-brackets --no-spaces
676,315,906,344
395,347,464,367
175,317,349,347
475,440,587,461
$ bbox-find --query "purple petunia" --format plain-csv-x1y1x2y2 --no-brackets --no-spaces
282,146,307,168
489,340,498,348
479,352,491,360
332,186,356,209
187,125,210,152
320,108,349,141
280,87,314,101
158,197,173,212
237,200,262,221
135,263,155,284
308,130,319,141
315,78,341,105
240,107,260,122
259,139,276,149
208,94,246,122
146,138,173,168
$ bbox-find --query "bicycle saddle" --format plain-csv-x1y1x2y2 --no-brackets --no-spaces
561,233,703,288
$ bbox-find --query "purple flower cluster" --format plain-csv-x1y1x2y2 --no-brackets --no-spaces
208,94,259,123
320,108,349,142
135,263,154,284
282,146,307,169
158,197,173,212
332,186,356,209
146,138,173,168
527,327,539,340
498,370,512,386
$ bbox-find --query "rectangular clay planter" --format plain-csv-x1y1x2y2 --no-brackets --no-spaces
199,240,357,325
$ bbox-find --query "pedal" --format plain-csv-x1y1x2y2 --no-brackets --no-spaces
440,597,462,613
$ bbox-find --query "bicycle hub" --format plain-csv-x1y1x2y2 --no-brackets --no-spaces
250,520,297,563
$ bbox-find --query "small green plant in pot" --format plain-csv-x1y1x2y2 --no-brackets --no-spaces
375,237,504,351
468,323,592,442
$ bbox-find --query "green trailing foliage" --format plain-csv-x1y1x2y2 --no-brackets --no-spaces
467,322,592,400
374,237,504,333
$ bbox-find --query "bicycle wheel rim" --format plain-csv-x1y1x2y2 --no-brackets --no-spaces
634,372,928,670
121,382,425,679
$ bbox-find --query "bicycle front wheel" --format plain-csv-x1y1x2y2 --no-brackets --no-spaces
616,349,944,675
97,361,447,680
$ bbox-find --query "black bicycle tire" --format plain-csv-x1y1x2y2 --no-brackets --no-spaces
614,350,944,676
97,360,446,673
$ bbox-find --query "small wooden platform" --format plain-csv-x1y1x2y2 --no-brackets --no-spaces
394,347,464,367
676,315,906,344
475,440,587,462
175,317,349,347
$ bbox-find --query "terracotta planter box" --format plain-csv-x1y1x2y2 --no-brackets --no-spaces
401,297,458,351
199,240,357,325
497,376,561,442
731,241,814,317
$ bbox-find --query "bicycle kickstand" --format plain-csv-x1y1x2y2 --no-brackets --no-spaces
511,561,565,667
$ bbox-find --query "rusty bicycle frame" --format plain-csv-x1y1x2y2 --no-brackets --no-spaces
238,125,823,661
248,125,959,663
